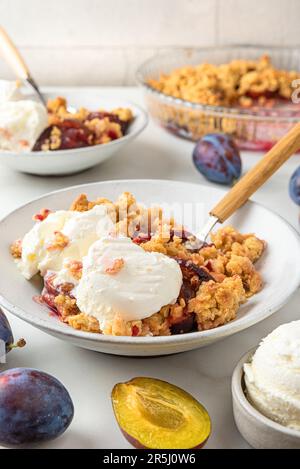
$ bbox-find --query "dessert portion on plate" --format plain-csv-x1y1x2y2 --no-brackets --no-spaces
147,55,299,109
33,97,133,151
0,80,133,153
11,192,266,337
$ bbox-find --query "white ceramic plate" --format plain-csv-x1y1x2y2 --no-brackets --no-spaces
0,91,148,176
1,180,300,356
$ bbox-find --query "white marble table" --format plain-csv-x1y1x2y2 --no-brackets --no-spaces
0,87,299,449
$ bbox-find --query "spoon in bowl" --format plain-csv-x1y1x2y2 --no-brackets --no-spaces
194,121,300,247
0,26,47,107
0,26,76,113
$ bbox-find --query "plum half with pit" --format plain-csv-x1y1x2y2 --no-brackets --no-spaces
0,368,74,446
193,133,242,185
112,377,211,449
289,166,300,205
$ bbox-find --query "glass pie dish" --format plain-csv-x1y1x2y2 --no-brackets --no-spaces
137,46,300,151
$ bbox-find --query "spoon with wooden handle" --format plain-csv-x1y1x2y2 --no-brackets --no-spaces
196,121,300,245
0,26,46,106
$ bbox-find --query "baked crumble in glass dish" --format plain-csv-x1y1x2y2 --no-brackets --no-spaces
137,46,300,151
10,191,266,338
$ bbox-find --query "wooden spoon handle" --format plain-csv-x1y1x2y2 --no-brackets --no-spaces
210,121,300,223
0,26,29,79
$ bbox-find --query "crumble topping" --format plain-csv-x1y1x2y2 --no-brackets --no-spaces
188,276,245,330
148,55,300,108
54,294,79,320
46,231,69,251
32,96,134,152
66,260,83,281
67,312,100,333
104,258,125,275
10,239,22,258
210,225,265,263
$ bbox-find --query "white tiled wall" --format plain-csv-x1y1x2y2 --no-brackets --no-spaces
0,0,298,85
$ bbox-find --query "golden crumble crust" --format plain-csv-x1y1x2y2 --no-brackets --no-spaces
104,258,125,275
66,260,83,281
188,276,246,330
225,254,263,297
148,55,300,107
85,118,122,144
54,294,80,320
210,226,265,263
46,231,69,251
10,239,22,259
67,312,100,333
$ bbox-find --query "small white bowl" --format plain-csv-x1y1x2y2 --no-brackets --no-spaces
0,91,148,176
232,349,300,449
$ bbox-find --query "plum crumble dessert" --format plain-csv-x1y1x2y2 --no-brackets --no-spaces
32,97,133,151
11,192,266,337
0,79,133,153
144,55,300,149
148,55,299,108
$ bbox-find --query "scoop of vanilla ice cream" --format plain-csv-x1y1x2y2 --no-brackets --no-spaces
244,320,300,431
0,99,48,152
18,205,114,279
18,210,72,279
75,237,183,329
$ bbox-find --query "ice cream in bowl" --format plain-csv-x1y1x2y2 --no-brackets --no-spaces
232,321,300,449
0,80,48,152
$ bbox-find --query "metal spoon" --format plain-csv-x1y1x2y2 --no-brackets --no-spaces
0,26,76,113
0,26,47,107
195,121,300,247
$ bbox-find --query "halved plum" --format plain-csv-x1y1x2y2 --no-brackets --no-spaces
112,377,211,449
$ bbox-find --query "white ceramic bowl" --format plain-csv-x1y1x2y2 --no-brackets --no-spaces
232,349,300,449
0,91,148,176
0,179,300,356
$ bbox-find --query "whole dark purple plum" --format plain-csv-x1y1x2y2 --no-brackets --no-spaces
193,133,242,185
0,368,74,445
0,308,14,353
289,166,300,205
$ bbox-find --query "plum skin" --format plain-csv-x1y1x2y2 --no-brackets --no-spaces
289,166,300,205
0,368,74,446
193,133,242,185
0,308,14,353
